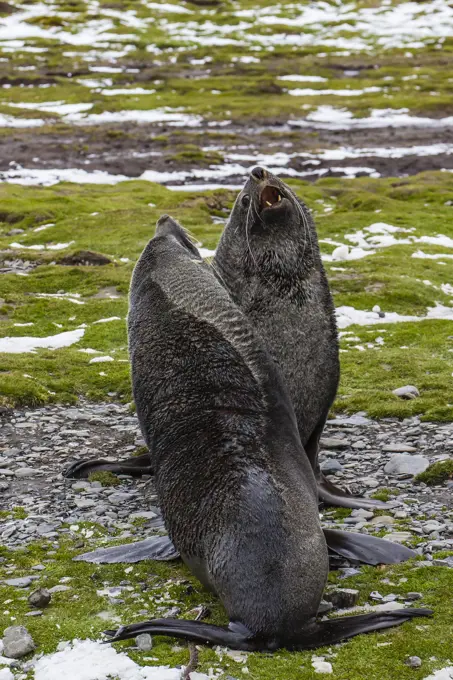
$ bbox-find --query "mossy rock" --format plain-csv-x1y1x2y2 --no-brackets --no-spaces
415,460,453,486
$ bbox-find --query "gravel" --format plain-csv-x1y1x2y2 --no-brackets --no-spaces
1,402,453,572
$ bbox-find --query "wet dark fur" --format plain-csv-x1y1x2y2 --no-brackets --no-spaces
213,170,339,469
128,215,327,647
105,216,432,651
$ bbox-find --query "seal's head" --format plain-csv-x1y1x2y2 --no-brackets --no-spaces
219,167,319,282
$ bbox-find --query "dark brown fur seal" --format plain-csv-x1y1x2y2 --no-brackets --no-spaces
213,166,385,510
99,215,430,651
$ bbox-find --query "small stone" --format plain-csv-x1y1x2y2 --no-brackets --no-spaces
405,656,422,668
320,459,344,475
28,588,51,608
423,521,446,534
135,633,152,651
108,492,132,506
74,498,95,509
48,585,71,593
320,438,350,450
370,515,395,525
4,577,33,588
324,588,360,609
393,385,420,400
384,532,413,543
2,626,35,659
370,591,383,601
382,444,417,453
406,592,422,601
384,454,429,477
351,509,374,520
14,468,37,478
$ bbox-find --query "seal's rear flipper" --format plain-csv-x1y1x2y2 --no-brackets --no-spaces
297,608,433,649
64,453,153,479
73,535,179,564
318,474,389,510
105,618,257,651
324,528,416,566
104,609,432,651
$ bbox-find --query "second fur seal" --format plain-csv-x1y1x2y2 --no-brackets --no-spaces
213,166,384,509
102,215,430,651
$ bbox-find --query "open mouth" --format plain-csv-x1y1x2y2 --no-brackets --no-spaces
259,185,283,212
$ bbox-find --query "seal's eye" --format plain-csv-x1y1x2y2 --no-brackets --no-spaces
241,194,250,208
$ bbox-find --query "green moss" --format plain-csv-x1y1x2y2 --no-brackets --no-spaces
371,488,401,502
132,446,149,457
88,471,121,487
415,460,453,486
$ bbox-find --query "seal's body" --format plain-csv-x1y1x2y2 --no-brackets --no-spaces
104,216,430,651
128,215,327,644
213,168,377,508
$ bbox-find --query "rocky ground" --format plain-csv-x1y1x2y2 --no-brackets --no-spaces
1,404,453,679
1,402,453,551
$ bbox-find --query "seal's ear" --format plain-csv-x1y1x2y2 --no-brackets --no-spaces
156,214,202,260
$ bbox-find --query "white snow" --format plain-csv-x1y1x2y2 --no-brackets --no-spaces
0,328,85,354
287,86,381,97
9,241,74,250
0,669,13,680
100,88,156,96
89,356,114,364
290,106,453,130
0,113,46,128
93,317,122,324
336,303,453,329
32,639,185,680
67,109,203,127
423,669,453,680
412,250,453,260
2,168,130,186
278,75,327,82
9,102,93,115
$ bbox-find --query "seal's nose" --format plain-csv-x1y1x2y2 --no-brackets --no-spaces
250,166,268,182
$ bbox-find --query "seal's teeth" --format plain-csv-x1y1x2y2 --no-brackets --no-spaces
266,201,272,207
278,194,281,202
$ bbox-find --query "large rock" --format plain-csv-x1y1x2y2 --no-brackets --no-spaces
384,454,429,477
2,626,35,658
28,588,51,609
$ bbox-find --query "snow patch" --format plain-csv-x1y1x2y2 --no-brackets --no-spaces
32,639,185,680
0,329,85,354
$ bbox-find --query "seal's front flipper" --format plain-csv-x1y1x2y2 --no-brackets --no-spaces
105,618,257,651
324,528,416,566
64,453,153,479
298,608,432,649
318,473,389,510
73,535,179,564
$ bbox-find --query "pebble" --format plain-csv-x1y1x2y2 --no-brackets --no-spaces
393,385,420,399
1,626,35,659
384,454,429,476
405,656,422,668
370,515,395,525
324,588,360,609
14,468,38,478
384,532,413,543
135,633,153,651
320,459,344,474
382,444,417,453
320,438,350,449
4,577,35,588
28,588,51,608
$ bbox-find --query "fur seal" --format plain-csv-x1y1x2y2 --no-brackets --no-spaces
213,166,385,510
97,215,430,651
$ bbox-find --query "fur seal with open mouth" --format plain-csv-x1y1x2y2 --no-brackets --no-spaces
213,166,384,510
96,215,430,651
